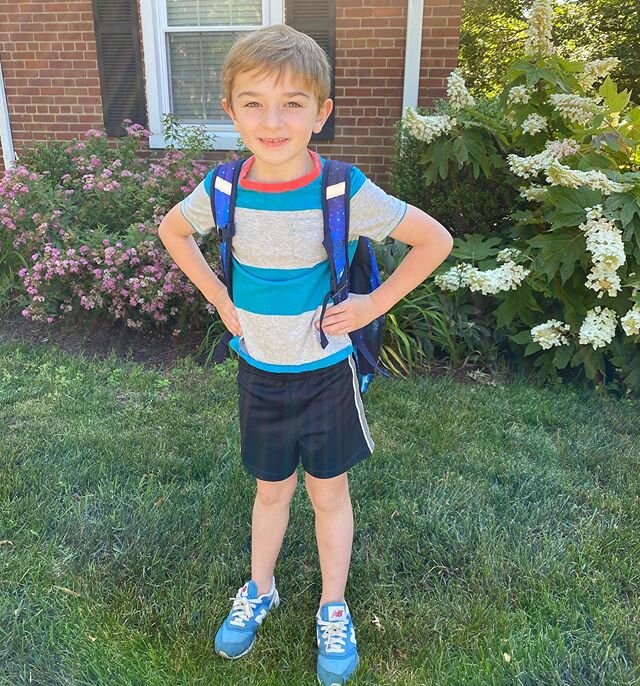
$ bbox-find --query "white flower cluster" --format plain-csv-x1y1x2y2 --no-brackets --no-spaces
519,184,547,202
524,0,554,58
403,107,457,143
433,263,475,291
521,113,548,135
578,58,620,90
496,248,524,263
579,205,626,298
578,306,617,349
531,319,572,349
621,306,640,336
548,93,604,126
545,160,628,195
507,138,580,179
447,70,475,111
435,260,530,295
507,86,531,105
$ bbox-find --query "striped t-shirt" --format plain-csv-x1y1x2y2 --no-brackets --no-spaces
180,150,407,373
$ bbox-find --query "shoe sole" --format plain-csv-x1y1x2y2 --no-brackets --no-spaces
215,590,280,660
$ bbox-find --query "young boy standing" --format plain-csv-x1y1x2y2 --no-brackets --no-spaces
159,24,453,686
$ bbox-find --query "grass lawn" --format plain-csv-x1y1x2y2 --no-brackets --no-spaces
1,341,639,685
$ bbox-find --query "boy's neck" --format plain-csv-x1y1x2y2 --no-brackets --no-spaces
245,149,315,184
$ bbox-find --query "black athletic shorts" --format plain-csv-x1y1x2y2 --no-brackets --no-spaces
237,355,374,482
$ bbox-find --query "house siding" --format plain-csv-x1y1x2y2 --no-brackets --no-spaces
0,0,461,187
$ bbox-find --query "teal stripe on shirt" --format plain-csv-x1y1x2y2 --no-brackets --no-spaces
229,337,354,373
232,241,359,316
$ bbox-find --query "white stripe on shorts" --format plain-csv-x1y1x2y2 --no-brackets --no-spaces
347,356,375,453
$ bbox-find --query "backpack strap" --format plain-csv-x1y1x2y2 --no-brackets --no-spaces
210,159,245,300
318,159,352,348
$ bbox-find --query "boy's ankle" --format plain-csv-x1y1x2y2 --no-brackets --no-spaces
253,576,276,597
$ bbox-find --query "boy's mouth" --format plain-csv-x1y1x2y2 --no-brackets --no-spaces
259,138,288,146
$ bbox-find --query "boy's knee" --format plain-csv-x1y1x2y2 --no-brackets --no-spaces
255,472,297,507
305,472,350,513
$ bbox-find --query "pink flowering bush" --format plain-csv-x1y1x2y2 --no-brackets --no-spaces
1,119,222,334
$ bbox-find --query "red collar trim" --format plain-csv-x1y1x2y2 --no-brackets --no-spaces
239,150,321,192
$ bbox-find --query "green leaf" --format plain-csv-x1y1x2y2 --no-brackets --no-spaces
598,76,631,114
524,341,541,356
528,228,585,284
451,234,502,261
543,187,602,229
553,345,573,370
510,330,532,345
495,285,543,329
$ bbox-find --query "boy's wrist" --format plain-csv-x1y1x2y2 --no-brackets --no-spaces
204,280,227,306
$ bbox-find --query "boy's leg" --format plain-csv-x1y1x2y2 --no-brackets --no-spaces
304,471,353,605
251,472,298,594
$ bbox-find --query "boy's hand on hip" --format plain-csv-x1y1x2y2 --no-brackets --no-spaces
211,290,243,337
315,294,379,336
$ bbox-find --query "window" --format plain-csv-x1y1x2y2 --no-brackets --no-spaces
140,0,284,150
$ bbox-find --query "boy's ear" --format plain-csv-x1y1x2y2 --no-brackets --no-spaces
221,98,236,122
313,98,333,134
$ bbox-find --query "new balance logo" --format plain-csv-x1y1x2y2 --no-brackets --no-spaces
255,609,268,625
329,609,344,620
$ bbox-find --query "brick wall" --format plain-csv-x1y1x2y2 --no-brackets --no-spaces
0,0,461,187
417,0,462,108
0,0,104,150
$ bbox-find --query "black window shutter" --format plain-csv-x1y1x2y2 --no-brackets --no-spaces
92,0,147,136
285,0,336,140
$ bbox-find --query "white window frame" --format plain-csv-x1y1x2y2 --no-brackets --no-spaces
139,0,284,150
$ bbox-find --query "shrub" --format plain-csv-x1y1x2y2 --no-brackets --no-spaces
0,118,221,335
398,0,640,395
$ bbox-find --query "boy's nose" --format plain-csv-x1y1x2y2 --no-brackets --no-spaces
263,107,284,129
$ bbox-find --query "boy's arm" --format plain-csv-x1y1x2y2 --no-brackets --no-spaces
316,204,453,336
158,205,243,336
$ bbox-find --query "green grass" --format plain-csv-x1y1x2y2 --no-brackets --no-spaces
1,341,639,685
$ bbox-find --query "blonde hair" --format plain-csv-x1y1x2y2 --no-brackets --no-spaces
222,24,332,109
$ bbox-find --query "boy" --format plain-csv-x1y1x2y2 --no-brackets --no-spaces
158,24,453,686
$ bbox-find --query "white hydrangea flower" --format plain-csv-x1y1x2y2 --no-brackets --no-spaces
578,58,620,90
578,306,617,349
546,160,628,195
585,266,622,298
507,139,579,180
520,184,548,202
621,305,640,336
403,107,457,143
496,248,524,263
531,319,572,349
521,113,548,135
544,138,580,158
507,86,531,105
447,70,475,111
467,261,531,295
433,263,475,291
549,93,604,126
579,211,626,271
524,0,554,58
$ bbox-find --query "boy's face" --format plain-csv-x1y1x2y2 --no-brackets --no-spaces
222,69,333,181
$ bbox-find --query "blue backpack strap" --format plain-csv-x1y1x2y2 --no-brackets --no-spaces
320,159,387,391
209,159,245,300
319,159,352,348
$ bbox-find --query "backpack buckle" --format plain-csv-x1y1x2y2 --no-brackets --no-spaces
218,222,235,241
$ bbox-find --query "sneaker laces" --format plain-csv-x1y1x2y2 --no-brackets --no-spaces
317,617,348,653
228,595,259,627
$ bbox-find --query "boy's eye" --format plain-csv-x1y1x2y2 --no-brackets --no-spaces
286,101,303,108
244,102,260,107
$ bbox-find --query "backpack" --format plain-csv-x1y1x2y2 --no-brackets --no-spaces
209,157,386,393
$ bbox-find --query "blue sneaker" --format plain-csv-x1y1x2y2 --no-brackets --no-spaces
316,601,359,686
214,578,279,659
